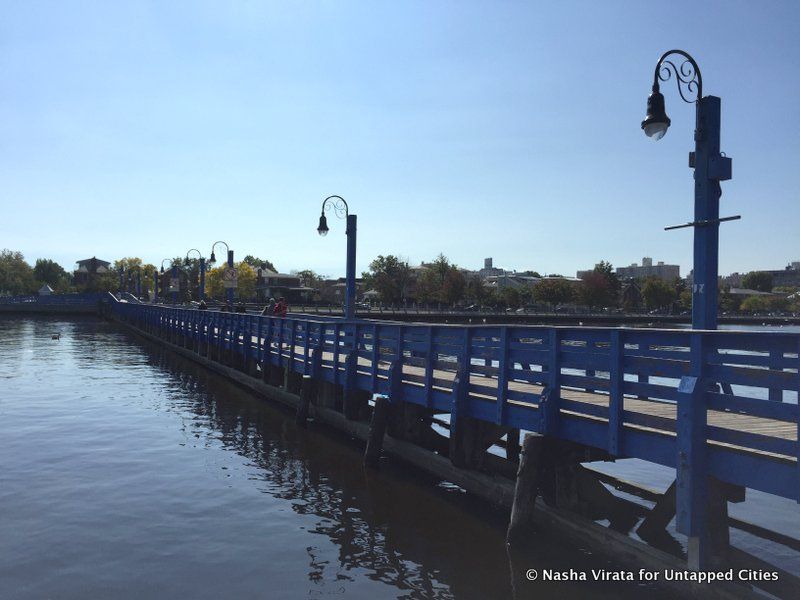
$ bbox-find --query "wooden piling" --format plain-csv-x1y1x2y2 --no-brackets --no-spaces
506,433,544,545
364,395,390,468
295,375,314,426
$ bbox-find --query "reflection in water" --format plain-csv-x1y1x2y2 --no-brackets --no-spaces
0,317,672,599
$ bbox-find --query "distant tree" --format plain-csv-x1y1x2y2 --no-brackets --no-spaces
243,255,277,273
577,272,616,308
641,277,675,310
0,249,36,295
741,271,773,292
679,289,693,310
441,269,466,305
594,260,621,292
499,286,522,309
33,258,71,292
414,254,466,306
294,269,324,289
415,268,439,304
533,278,573,309
362,255,411,304
739,296,770,313
204,261,256,300
463,275,489,305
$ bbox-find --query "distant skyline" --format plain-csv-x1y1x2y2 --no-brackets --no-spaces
1,2,798,279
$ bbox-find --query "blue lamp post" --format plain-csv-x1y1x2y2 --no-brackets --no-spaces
118,267,125,293
642,50,735,331
208,241,234,308
185,249,206,301
642,50,739,571
153,269,159,302
317,195,357,319
161,259,179,305
136,270,141,298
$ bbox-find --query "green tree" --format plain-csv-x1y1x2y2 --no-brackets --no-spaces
205,261,257,300
362,255,411,304
679,289,693,310
641,277,675,310
33,258,71,292
740,295,770,313
742,271,773,292
499,286,522,309
0,249,36,295
414,254,466,305
463,275,489,305
533,278,573,309
243,255,277,273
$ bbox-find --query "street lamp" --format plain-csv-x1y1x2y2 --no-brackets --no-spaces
185,248,206,301
208,241,235,307
641,50,735,331
317,195,357,319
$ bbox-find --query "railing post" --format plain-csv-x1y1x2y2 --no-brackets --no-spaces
676,331,710,570
342,349,359,420
424,326,435,409
769,347,783,402
449,328,472,468
796,337,800,503
496,326,509,425
370,324,380,391
541,329,561,434
608,330,624,456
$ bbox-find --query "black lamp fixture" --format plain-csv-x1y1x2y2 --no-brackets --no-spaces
641,83,671,140
317,213,329,236
208,251,217,266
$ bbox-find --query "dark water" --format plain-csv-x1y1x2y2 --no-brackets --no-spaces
0,317,719,599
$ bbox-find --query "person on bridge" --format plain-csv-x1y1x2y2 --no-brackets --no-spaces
261,298,275,316
273,297,288,318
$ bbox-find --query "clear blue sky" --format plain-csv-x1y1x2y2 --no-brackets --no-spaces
1,1,798,279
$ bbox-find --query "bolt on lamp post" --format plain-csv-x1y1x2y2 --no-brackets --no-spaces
317,195,357,319
185,249,206,301
208,241,234,308
161,259,180,305
642,50,736,332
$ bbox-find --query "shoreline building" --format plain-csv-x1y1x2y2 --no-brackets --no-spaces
615,257,680,281
73,257,111,286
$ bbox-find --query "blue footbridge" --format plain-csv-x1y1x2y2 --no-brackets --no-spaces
110,300,799,590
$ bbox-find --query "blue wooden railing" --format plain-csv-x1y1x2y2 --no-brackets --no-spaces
113,303,800,532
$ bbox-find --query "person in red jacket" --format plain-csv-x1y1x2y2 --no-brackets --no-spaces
273,297,288,317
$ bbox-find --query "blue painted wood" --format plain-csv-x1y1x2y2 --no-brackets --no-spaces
608,329,623,456
541,329,561,435
496,327,509,425
675,333,709,555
